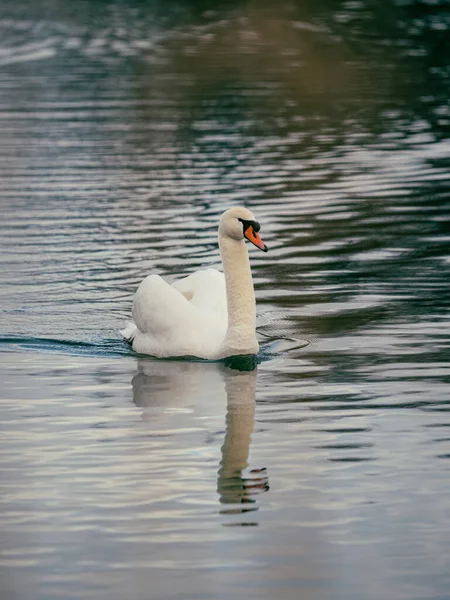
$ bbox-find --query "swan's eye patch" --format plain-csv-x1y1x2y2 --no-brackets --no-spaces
238,217,268,252
238,218,261,233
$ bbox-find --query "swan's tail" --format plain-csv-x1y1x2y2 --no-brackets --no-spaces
120,321,137,342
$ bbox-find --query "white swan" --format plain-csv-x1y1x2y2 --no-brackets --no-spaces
121,207,268,359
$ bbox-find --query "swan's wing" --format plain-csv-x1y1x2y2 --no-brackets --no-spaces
130,271,228,358
132,274,193,336
172,269,227,320
172,268,223,299
172,274,195,301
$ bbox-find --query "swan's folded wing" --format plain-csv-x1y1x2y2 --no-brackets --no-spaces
132,274,193,336
172,269,227,320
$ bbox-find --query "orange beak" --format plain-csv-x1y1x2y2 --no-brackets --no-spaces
244,226,268,252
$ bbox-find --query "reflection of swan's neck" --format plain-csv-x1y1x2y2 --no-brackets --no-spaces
219,370,256,481
219,235,258,357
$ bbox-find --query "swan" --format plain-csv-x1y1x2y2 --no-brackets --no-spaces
121,207,268,360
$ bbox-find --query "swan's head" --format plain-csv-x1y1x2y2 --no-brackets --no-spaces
219,207,268,252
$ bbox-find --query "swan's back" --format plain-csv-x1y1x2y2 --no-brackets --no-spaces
172,269,227,319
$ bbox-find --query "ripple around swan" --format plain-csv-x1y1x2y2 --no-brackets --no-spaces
1,1,450,599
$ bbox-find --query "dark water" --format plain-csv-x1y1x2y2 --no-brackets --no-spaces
1,1,449,599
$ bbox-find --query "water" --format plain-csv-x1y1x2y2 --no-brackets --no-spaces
1,1,449,598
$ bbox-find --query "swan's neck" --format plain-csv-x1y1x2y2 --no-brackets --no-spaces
219,235,259,357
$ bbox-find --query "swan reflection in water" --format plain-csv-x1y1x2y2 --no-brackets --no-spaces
131,357,269,519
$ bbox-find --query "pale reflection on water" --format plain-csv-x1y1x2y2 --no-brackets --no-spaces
132,359,269,522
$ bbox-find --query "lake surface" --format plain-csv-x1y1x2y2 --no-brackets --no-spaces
1,1,449,599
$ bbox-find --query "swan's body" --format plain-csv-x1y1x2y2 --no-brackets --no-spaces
122,207,268,360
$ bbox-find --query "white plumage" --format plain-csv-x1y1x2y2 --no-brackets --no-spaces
121,207,268,360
